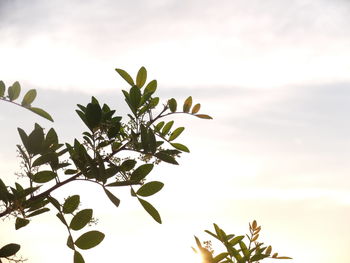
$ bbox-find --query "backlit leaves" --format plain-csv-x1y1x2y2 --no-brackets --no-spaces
183,96,192,112
32,171,57,183
21,89,37,106
8,81,21,101
136,66,147,88
115,68,134,86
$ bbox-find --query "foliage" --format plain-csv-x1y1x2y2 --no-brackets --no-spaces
193,220,292,263
0,66,212,263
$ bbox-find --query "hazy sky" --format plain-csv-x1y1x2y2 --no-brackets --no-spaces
1,1,350,262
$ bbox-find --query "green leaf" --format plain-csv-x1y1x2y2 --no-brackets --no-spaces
195,114,213,119
85,103,102,129
168,98,177,112
239,241,250,259
144,80,157,94
30,107,54,122
183,96,192,113
229,235,245,246
140,125,149,152
21,89,37,106
70,209,93,231
121,159,137,171
67,236,74,250
74,251,85,263
32,152,58,167
170,143,189,153
115,68,134,86
129,85,142,109
75,231,105,250
63,195,80,214
169,127,185,141
213,252,229,263
130,164,154,181
275,256,293,259
27,124,44,155
56,213,67,225
251,254,269,261
136,181,164,197
0,243,20,257
154,121,165,132
15,218,30,230
155,152,178,165
32,171,57,183
103,188,120,207
138,198,162,223
161,121,174,135
136,66,147,88
27,207,50,218
0,81,5,97
8,81,21,101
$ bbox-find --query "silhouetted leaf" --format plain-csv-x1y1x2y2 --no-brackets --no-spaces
155,152,178,165
0,81,5,97
74,251,85,263
85,103,102,130
32,171,57,183
27,208,50,218
144,80,157,94
136,181,164,197
130,164,154,181
70,209,93,231
0,243,20,257
30,107,54,122
75,231,105,250
138,198,161,223
15,218,29,230
168,98,177,112
103,188,120,207
63,195,80,214
195,114,213,119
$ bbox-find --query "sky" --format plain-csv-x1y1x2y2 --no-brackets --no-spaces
1,0,350,262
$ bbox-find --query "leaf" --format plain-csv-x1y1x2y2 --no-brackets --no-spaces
154,121,165,132
32,171,57,183
136,66,147,88
8,81,21,101
74,251,85,263
63,195,80,214
0,243,20,257
161,121,174,135
70,209,93,231
251,234,259,242
27,124,44,155
251,254,268,261
27,207,50,218
67,236,74,250
136,181,164,197
168,98,177,112
21,89,37,106
0,81,5,97
130,164,154,181
195,114,213,119
169,127,185,141
103,188,120,207
75,231,105,250
30,107,54,122
144,80,157,94
170,143,190,153
265,246,272,255
213,252,229,263
229,235,245,246
115,68,134,86
275,256,292,259
155,152,178,165
183,96,192,112
15,218,30,230
129,85,142,109
121,159,137,171
32,152,58,167
85,103,102,129
138,198,162,223
191,103,201,114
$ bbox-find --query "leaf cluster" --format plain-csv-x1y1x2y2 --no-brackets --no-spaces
0,66,212,262
193,220,292,263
